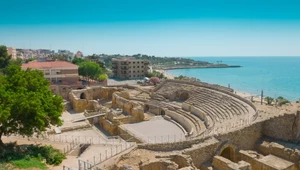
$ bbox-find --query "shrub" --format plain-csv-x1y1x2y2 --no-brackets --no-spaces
264,96,274,105
98,73,108,81
276,96,290,106
27,145,66,165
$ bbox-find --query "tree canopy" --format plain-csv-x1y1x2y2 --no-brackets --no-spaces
98,74,108,81
0,45,11,70
78,61,102,81
0,65,63,144
72,56,85,65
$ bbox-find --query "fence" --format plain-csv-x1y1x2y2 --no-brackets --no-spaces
78,142,136,170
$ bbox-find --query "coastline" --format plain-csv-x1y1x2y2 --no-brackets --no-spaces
155,69,175,79
156,65,241,70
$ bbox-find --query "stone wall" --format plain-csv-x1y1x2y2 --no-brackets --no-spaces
184,138,220,168
69,86,123,112
217,122,263,151
258,141,300,168
212,156,251,170
98,117,118,135
50,85,84,100
263,111,300,142
112,92,145,122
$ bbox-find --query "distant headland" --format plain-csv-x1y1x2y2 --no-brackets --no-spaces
92,54,241,70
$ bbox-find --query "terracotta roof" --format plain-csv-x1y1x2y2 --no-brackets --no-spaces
22,61,78,69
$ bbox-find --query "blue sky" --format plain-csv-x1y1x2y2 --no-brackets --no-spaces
1,0,300,56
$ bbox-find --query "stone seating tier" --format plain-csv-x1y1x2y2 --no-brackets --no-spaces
175,109,202,135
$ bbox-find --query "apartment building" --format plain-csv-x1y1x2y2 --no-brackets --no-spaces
7,47,17,60
112,58,150,79
21,61,80,85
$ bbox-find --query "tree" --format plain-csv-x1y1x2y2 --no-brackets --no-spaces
72,56,85,65
0,65,63,145
98,74,108,81
0,46,11,70
264,96,274,105
78,61,102,82
9,58,22,66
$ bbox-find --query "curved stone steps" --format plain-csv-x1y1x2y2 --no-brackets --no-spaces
176,109,203,135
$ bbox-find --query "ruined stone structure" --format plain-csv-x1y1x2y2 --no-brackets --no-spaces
66,80,300,170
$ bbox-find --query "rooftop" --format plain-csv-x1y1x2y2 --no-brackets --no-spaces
21,61,79,69
112,58,147,61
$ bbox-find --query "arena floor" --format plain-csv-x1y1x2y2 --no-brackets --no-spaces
120,116,186,143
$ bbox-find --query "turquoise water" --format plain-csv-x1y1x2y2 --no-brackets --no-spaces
166,57,300,101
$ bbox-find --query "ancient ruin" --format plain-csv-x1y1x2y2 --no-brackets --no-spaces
64,79,300,170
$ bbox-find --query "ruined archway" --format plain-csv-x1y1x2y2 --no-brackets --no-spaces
160,109,166,116
80,93,86,99
144,105,150,112
179,91,190,101
220,146,235,162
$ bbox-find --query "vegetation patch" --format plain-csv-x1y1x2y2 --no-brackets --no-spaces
0,142,66,169
11,157,47,169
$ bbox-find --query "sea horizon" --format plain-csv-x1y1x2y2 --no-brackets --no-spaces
166,56,300,102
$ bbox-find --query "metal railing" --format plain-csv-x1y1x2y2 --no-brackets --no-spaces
78,142,136,170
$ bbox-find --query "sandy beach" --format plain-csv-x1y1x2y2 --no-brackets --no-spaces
155,69,175,79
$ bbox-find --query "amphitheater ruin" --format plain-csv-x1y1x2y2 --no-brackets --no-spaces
10,79,300,170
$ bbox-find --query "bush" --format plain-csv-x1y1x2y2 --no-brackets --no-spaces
276,96,290,106
264,96,274,105
98,74,108,81
27,145,66,165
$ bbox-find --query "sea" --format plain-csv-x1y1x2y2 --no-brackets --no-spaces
166,57,300,102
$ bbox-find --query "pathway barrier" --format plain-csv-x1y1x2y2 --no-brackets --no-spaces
78,142,136,170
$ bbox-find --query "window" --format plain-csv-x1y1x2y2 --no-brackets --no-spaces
133,66,135,68
133,62,135,64
138,71,139,73
137,62,139,64
133,71,135,73
137,66,139,68
142,70,144,72
141,61,144,63
142,66,144,68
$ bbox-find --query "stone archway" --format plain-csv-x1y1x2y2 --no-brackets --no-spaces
179,91,190,101
220,146,235,162
144,105,150,112
160,109,166,116
80,93,86,99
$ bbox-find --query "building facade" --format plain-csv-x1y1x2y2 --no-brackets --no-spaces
7,47,17,60
21,61,80,85
112,58,150,79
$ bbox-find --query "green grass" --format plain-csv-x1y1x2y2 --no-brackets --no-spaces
0,143,65,170
11,157,47,169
